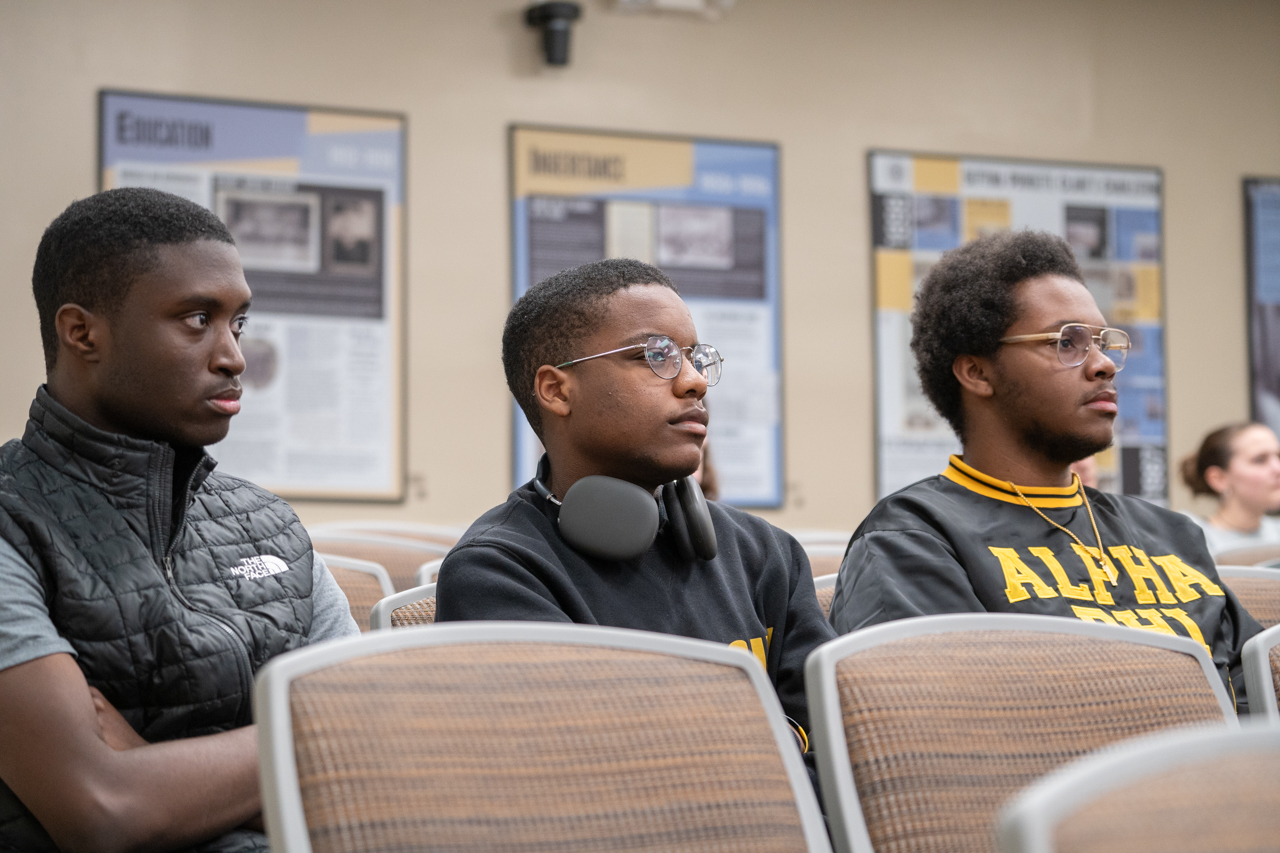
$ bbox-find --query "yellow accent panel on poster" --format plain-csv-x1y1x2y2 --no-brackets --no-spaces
963,198,1011,242
307,112,402,135
513,128,694,198
1132,265,1162,321
913,157,960,194
876,249,914,311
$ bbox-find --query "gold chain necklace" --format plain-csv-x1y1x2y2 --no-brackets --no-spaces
1009,474,1118,585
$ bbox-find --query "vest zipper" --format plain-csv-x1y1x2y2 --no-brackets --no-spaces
163,473,257,728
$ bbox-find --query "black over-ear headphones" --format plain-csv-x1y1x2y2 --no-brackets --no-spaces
533,454,717,563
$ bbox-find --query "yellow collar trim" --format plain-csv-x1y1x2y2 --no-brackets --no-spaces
941,455,1083,508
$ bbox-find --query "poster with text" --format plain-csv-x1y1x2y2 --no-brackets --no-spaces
510,126,782,506
100,90,405,500
1246,179,1280,436
870,151,1166,502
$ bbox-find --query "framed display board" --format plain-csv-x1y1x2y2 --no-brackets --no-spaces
509,125,783,506
869,151,1167,502
1246,178,1280,435
99,90,406,501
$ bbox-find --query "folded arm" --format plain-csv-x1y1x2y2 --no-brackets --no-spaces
0,653,260,853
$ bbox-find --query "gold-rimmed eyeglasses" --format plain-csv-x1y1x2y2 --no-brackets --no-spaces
556,335,724,386
999,323,1131,372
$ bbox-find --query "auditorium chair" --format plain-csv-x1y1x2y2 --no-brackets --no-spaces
255,623,833,853
308,532,449,593
804,544,846,580
789,529,853,547
315,555,394,633
369,582,437,630
415,557,445,587
1242,622,1280,722
814,574,837,622
997,723,1280,853
1214,544,1280,568
805,614,1235,853
309,520,465,548
1217,566,1280,629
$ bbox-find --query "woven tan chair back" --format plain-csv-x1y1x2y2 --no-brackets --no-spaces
288,643,811,852
1050,745,1280,853
834,630,1225,853
816,585,836,621
389,596,436,627
311,538,436,592
1216,544,1280,567
1221,575,1280,628
326,565,386,632
808,554,843,578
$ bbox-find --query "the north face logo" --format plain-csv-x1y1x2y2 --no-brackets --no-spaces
230,555,290,580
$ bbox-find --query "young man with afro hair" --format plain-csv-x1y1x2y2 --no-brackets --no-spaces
828,230,1262,712
436,258,835,750
0,188,358,853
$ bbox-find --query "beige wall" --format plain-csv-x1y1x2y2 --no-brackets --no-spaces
1,0,1277,530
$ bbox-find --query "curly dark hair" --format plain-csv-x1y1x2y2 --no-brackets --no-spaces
502,258,676,436
910,230,1083,438
32,187,234,370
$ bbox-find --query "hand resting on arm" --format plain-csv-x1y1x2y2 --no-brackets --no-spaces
0,653,261,853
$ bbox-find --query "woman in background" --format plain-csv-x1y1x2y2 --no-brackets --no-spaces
1182,422,1280,556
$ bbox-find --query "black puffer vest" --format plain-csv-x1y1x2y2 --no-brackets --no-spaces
0,389,314,852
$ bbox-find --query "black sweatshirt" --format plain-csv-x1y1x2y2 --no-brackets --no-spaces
830,455,1263,712
435,481,837,731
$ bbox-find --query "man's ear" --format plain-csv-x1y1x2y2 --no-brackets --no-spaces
533,364,574,422
53,304,107,365
952,354,996,399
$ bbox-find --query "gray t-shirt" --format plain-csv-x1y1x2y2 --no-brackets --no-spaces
0,537,359,674
1185,512,1280,559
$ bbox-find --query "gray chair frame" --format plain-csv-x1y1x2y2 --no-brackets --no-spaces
1242,621,1280,723
255,622,833,853
1217,565,1280,579
414,557,445,587
309,520,468,540
813,573,837,592
996,721,1276,853
368,582,436,630
804,613,1236,853
315,553,395,598
307,532,451,558
788,529,854,547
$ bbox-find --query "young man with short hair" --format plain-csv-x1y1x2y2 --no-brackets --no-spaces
828,231,1262,711
0,188,359,853
436,259,835,738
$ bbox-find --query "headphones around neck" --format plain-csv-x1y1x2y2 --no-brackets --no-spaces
533,454,717,563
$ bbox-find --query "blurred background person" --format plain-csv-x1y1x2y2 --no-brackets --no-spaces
1069,455,1099,488
1181,422,1280,556
693,439,720,501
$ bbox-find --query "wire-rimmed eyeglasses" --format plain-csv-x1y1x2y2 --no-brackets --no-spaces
556,335,724,386
999,323,1131,372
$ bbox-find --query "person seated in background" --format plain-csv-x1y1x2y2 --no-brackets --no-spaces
0,188,358,853
436,258,835,747
828,231,1262,712
693,436,720,500
1181,422,1280,557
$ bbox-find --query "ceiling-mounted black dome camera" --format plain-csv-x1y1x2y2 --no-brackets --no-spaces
525,2,581,66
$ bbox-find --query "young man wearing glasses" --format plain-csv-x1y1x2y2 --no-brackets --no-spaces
437,258,835,742
828,230,1262,711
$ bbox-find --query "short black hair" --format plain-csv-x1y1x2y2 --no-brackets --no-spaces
32,187,234,370
910,230,1083,438
503,258,676,436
